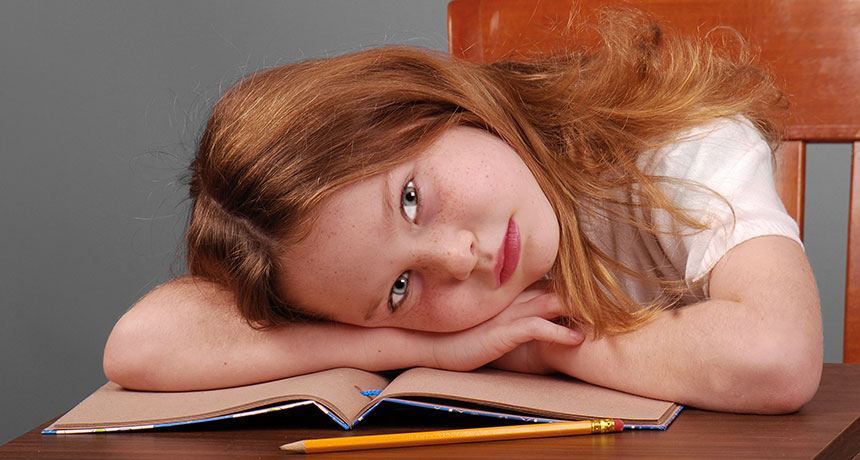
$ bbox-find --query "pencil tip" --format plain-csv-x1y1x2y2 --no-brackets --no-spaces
279,440,306,452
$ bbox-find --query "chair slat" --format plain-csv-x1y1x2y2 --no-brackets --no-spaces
774,141,806,239
846,142,860,363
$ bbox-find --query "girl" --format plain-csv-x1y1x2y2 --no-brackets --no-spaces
103,10,822,414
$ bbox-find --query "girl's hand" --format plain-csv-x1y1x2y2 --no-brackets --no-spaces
422,291,584,372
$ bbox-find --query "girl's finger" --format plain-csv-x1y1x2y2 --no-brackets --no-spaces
510,317,584,345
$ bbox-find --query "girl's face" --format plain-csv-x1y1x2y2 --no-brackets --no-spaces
279,126,559,332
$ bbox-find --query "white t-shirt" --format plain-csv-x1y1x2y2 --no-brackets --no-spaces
581,117,802,306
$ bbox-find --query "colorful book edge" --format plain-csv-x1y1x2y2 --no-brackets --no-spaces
42,393,683,434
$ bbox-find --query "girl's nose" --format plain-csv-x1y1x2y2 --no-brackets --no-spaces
424,229,478,281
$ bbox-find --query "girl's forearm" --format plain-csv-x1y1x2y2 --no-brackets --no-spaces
544,297,821,414
103,278,431,391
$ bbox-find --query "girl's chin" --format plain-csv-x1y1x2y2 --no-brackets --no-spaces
509,280,553,305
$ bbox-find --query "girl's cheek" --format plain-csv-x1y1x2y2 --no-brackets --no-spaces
420,290,477,330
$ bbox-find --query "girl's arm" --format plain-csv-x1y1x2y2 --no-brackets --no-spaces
512,235,822,414
103,277,581,391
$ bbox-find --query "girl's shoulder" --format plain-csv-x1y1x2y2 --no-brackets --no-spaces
640,116,771,184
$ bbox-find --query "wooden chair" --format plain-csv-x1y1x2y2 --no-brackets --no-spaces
448,0,860,363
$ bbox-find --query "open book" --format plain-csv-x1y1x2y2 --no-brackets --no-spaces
43,367,682,434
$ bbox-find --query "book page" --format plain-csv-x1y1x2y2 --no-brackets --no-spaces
48,368,390,431
372,367,678,425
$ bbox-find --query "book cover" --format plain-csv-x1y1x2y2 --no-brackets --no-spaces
43,367,681,434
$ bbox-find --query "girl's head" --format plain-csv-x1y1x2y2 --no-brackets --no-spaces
186,46,562,328
186,9,785,333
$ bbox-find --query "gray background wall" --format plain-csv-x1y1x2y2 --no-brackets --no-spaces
0,0,850,445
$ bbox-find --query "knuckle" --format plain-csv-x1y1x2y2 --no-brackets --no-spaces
521,317,549,337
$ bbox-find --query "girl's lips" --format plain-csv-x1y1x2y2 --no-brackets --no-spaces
495,219,521,287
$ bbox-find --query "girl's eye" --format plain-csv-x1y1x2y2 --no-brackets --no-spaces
389,272,409,312
401,180,418,221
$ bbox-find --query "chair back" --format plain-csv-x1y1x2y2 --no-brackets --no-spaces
448,0,860,362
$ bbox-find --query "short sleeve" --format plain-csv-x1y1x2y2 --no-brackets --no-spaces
640,118,802,285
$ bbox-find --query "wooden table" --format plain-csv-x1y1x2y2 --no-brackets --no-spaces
2,364,858,459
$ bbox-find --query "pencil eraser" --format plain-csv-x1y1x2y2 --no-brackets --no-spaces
614,419,624,431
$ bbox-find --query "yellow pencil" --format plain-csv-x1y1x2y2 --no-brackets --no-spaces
279,419,623,453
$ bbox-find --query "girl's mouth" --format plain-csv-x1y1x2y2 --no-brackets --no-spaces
495,218,521,287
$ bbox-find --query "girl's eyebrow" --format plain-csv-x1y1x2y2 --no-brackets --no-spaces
381,171,394,228
364,172,397,321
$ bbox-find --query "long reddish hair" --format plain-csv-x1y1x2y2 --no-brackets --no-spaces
186,8,784,333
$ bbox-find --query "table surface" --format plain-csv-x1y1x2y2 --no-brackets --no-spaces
2,364,858,459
